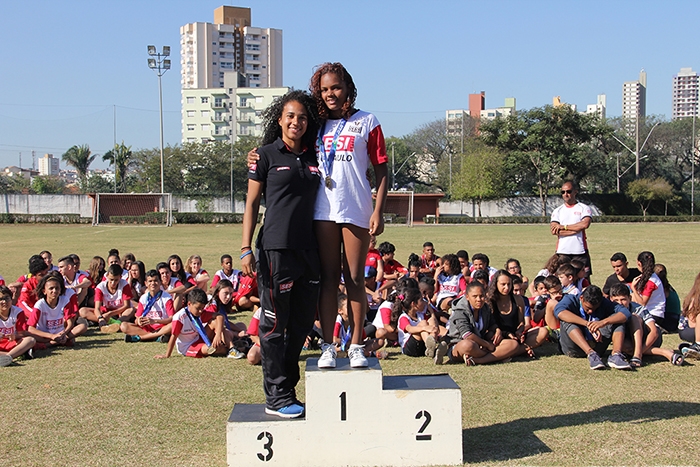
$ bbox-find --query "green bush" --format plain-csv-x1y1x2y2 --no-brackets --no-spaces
0,213,85,224
425,215,700,224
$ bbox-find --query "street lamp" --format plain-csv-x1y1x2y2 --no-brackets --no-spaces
391,152,417,190
616,155,648,192
147,45,171,194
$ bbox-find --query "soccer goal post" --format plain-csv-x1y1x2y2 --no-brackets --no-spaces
384,191,414,227
91,193,173,226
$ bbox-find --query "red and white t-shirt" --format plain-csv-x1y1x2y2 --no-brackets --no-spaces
397,310,427,350
64,271,89,289
190,268,209,290
247,307,261,337
18,276,40,317
210,269,241,290
372,300,393,329
171,308,215,356
95,279,133,311
0,306,27,337
28,290,78,334
314,111,388,229
366,249,382,270
136,291,175,322
639,273,666,319
436,273,467,303
550,202,592,255
163,277,184,294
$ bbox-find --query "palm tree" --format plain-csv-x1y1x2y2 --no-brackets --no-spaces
102,142,134,193
61,144,96,188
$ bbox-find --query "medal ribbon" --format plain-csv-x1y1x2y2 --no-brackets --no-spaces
184,307,212,347
140,291,162,317
318,119,347,185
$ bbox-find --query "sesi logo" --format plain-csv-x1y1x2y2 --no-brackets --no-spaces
322,135,355,153
279,281,294,293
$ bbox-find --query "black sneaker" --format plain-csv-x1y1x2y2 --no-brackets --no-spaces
124,335,141,343
23,348,34,360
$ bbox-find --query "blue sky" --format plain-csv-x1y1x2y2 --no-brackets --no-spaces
0,0,697,169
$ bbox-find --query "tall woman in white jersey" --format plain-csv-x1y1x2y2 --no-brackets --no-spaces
309,63,388,369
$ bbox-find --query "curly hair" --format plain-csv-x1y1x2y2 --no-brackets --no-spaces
309,62,357,120
487,269,514,304
635,251,656,294
261,89,320,151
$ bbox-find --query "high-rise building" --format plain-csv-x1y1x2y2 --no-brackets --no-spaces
180,6,283,90
38,154,59,176
672,67,699,120
586,94,606,119
622,69,647,123
181,72,288,143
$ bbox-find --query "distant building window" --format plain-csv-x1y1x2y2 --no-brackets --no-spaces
186,97,195,104
201,97,209,104
201,110,210,117
201,124,210,131
186,110,195,117
187,124,195,131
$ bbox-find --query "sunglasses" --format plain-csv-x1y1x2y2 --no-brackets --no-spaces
561,190,573,194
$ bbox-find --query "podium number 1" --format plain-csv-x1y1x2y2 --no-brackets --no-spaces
339,391,347,421
415,411,432,441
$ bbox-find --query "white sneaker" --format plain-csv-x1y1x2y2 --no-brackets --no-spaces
318,343,337,369
348,344,368,368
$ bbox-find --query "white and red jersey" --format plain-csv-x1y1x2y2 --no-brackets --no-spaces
372,300,393,329
436,273,466,303
171,308,216,356
163,277,184,294
190,268,209,290
420,255,439,272
210,269,241,290
17,276,40,317
136,291,174,321
314,111,388,229
639,273,666,319
102,270,130,282
28,290,78,335
0,306,27,337
397,310,427,350
366,249,382,270
247,307,261,337
95,279,133,311
64,271,89,289
551,202,592,255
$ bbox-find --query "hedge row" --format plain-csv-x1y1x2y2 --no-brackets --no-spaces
109,212,263,224
426,215,699,224
0,213,88,224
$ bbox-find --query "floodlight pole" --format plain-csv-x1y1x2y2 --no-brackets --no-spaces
148,45,171,194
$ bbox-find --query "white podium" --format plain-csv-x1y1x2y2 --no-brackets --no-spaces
227,358,463,467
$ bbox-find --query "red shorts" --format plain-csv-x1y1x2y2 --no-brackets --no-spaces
233,276,257,306
142,323,163,333
185,340,208,358
0,339,18,352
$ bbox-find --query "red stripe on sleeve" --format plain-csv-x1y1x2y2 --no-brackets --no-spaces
367,125,388,165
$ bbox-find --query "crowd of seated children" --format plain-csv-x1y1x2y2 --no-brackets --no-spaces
3,239,696,373
333,294,386,359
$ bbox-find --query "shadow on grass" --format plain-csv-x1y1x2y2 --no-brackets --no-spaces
462,400,700,463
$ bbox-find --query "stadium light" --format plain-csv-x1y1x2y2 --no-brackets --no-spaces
146,45,170,194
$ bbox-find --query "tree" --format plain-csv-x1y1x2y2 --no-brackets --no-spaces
0,175,29,194
626,178,675,218
31,176,65,194
102,142,134,193
403,119,454,192
61,144,96,189
82,173,114,193
480,105,604,215
451,141,506,216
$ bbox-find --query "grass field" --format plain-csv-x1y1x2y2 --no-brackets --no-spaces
1,223,699,466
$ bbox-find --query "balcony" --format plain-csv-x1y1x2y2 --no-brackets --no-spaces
211,113,229,123
211,100,227,109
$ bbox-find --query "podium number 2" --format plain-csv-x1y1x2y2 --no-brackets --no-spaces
257,431,273,461
415,411,432,441
339,391,347,421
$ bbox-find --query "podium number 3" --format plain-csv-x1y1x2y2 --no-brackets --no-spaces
415,411,432,441
257,431,273,461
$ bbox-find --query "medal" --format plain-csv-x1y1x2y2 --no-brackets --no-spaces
318,119,347,190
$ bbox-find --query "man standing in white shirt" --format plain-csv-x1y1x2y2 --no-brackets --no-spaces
550,181,593,276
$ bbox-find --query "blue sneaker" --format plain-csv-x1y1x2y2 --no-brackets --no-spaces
607,352,631,370
588,351,605,370
265,403,305,419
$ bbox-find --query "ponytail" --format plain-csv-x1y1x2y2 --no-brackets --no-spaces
390,287,421,327
635,251,655,294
